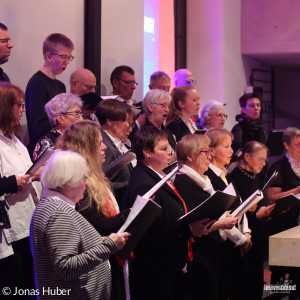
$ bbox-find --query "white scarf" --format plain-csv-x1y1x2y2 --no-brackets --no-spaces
286,152,300,178
179,164,215,195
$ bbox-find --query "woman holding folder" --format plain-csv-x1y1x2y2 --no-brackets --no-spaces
123,126,212,300
58,120,130,300
174,133,241,300
266,127,300,299
208,132,272,300
0,83,40,293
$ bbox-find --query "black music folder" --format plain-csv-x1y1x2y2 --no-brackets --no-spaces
177,189,237,224
270,194,299,217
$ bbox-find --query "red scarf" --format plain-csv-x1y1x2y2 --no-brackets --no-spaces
166,180,194,261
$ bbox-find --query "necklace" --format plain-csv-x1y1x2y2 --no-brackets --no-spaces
238,165,256,179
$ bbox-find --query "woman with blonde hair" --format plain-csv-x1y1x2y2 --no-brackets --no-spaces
57,120,130,300
166,85,200,142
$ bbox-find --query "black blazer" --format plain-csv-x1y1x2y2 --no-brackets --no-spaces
122,162,191,274
204,168,227,192
101,129,132,205
166,118,191,142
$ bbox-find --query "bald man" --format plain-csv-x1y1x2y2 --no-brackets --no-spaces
174,68,196,87
70,68,97,96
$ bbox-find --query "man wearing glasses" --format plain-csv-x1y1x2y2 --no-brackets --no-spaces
174,68,196,87
110,65,139,106
0,23,13,83
25,33,74,156
70,68,97,96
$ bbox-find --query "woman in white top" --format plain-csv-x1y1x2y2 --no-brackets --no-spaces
0,82,40,292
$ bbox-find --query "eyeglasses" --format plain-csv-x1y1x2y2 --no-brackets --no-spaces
50,52,74,62
256,157,267,163
153,102,170,109
75,80,97,91
210,113,228,119
15,102,25,109
199,149,211,158
186,79,196,86
117,79,138,86
0,38,11,45
61,110,83,118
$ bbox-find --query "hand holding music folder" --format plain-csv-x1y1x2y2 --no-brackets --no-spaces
269,194,299,217
103,150,136,179
177,183,238,225
26,148,55,176
231,190,264,217
117,166,180,259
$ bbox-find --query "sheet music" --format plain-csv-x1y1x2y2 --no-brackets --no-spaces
262,170,278,192
142,165,180,199
118,195,149,233
223,183,236,196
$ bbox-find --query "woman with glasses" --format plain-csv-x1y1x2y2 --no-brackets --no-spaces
30,150,130,300
228,141,275,300
231,93,266,153
123,127,212,300
174,134,239,300
166,85,200,142
137,89,177,158
0,82,41,293
266,127,300,298
32,92,83,161
200,100,227,130
58,120,131,300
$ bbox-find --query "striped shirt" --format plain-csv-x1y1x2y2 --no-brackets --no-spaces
30,189,118,299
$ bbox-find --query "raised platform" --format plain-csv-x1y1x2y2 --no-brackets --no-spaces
269,225,300,267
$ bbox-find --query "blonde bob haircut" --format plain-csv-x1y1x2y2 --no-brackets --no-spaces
176,134,211,164
205,128,233,148
41,150,87,190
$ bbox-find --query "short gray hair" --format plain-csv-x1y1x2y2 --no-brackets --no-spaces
150,71,170,85
41,150,87,190
283,127,300,145
45,93,83,126
200,100,224,128
142,89,171,117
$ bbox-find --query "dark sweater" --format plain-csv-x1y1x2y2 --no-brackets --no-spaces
25,71,65,154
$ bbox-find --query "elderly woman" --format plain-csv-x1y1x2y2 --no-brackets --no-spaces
0,82,40,292
200,100,227,130
174,134,240,300
96,99,136,205
228,141,275,300
32,92,83,161
57,120,131,300
123,126,212,300
166,85,200,142
267,127,300,296
141,89,177,152
231,93,266,153
30,150,129,300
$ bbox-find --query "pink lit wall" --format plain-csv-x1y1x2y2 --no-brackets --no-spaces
159,0,175,90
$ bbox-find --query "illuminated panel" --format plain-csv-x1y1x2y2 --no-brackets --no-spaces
144,0,159,96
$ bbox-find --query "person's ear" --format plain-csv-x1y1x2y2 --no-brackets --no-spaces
244,153,250,163
178,100,185,110
187,155,193,163
106,119,112,127
283,141,289,151
147,103,154,113
210,147,216,158
112,78,119,89
56,114,64,126
45,52,52,62
143,148,152,159
241,106,246,115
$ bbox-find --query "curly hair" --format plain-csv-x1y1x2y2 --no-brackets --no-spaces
57,120,114,217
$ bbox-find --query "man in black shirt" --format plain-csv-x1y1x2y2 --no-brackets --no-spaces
0,23,13,83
